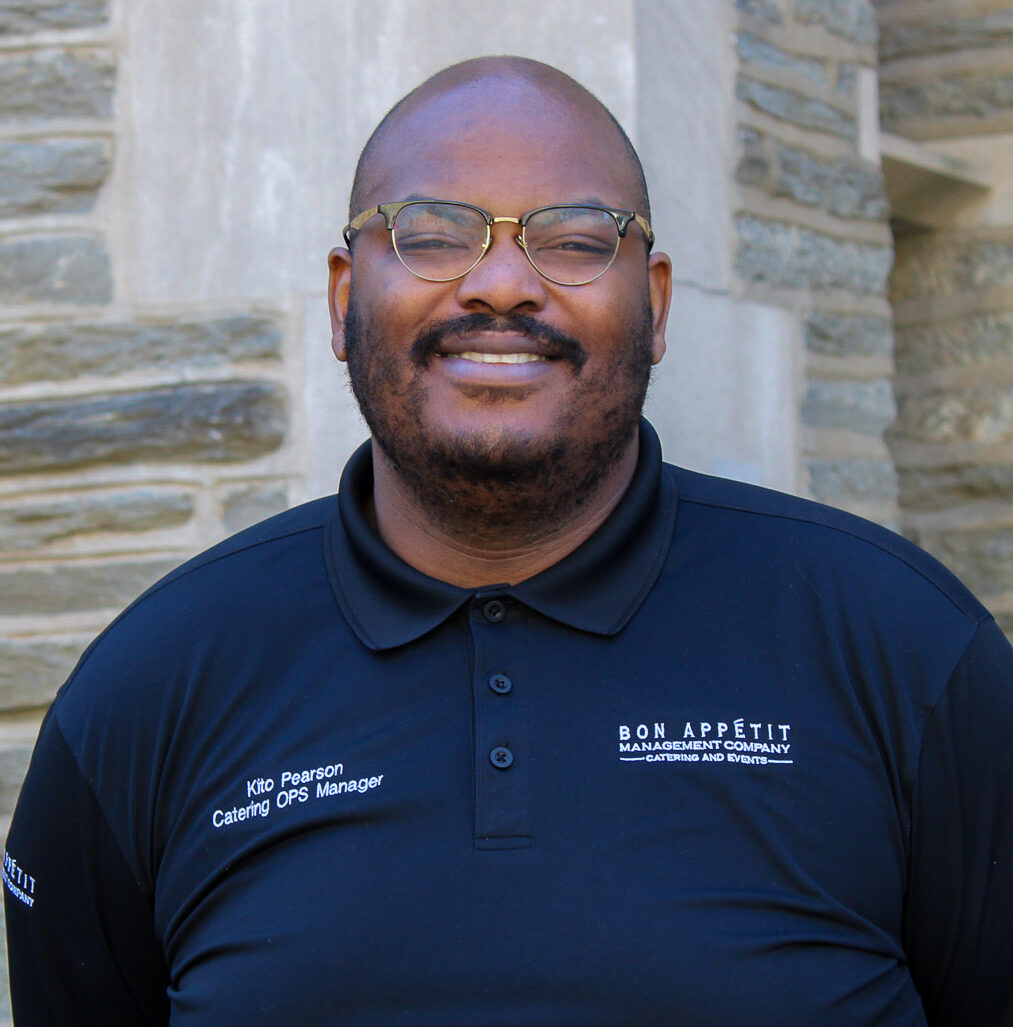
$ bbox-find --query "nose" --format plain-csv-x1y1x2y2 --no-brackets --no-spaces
454,222,549,314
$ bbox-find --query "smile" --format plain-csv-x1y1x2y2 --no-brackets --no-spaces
453,351,549,364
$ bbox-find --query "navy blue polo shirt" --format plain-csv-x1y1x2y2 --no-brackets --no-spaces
6,421,1013,1025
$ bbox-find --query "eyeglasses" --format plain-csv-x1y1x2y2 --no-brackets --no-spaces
342,200,654,286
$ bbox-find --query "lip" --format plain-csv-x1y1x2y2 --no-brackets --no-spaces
436,331,558,360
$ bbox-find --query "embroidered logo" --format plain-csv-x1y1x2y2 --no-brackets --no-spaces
618,718,793,766
3,848,36,908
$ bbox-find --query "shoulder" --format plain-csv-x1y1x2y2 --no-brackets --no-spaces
665,464,990,628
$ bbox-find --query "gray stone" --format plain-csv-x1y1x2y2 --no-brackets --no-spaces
771,141,888,220
794,0,877,48
880,73,1013,131
736,32,829,84
222,483,289,533
0,0,108,34
893,234,1013,303
0,638,83,710
0,137,112,217
898,463,1013,511
802,379,896,434
836,62,857,97
0,558,179,616
804,312,894,357
920,528,1013,596
893,384,1013,445
0,745,32,822
808,458,898,502
0,48,114,122
735,0,784,23
879,12,1013,62
0,233,111,305
0,382,287,474
736,77,857,139
0,315,284,386
735,215,892,294
895,313,1013,374
734,126,771,187
0,489,193,551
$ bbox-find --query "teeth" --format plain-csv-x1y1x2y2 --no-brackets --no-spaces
456,351,547,364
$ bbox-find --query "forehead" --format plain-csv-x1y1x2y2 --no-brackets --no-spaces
360,77,640,210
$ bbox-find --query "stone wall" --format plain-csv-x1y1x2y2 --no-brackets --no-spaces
732,0,899,526
880,0,1013,635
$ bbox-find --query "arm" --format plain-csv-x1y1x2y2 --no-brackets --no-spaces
904,617,1013,1026
4,709,169,1026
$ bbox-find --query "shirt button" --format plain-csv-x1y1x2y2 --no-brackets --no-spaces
483,599,507,623
488,673,512,695
489,746,514,769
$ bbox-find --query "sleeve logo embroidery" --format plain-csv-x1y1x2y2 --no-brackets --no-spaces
617,718,793,766
3,848,36,909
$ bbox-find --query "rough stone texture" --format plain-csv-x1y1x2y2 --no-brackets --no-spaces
0,49,114,122
0,558,179,616
898,463,1013,511
802,378,897,434
736,215,892,294
736,77,857,139
891,234,1013,302
0,382,287,474
0,0,109,35
879,11,1013,62
880,73,1013,132
804,312,894,357
0,489,193,551
836,62,856,97
808,458,898,502
794,0,877,47
0,746,32,823
919,527,1013,596
895,313,1013,374
0,639,84,710
736,129,888,220
0,315,284,386
736,32,829,83
736,0,784,23
222,483,289,533
893,384,1013,446
0,137,112,217
0,233,112,305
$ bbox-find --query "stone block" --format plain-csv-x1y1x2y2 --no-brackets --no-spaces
0,137,112,217
736,0,784,23
0,315,283,386
736,77,857,139
921,527,1013,596
804,312,893,357
0,0,109,34
794,0,877,48
736,215,892,294
0,746,32,822
880,72,1013,132
0,48,114,122
892,234,1013,302
898,463,1013,511
893,384,1013,445
879,11,1013,62
736,32,828,84
836,62,856,97
222,483,289,533
0,558,179,616
0,489,193,551
808,458,898,502
0,382,287,474
0,233,111,305
802,378,896,434
895,313,1013,374
734,126,771,187
0,639,83,710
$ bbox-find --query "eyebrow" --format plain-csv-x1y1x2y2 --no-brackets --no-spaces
395,194,623,210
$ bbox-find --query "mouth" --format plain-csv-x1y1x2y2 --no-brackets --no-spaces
449,351,549,365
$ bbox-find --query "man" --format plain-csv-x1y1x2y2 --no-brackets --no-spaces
5,57,1012,1025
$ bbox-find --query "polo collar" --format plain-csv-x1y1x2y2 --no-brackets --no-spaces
324,419,677,651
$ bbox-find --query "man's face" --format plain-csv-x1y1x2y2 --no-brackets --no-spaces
328,80,672,514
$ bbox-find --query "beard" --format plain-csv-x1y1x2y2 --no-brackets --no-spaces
343,295,655,539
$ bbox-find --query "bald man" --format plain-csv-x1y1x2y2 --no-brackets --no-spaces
6,58,1013,1026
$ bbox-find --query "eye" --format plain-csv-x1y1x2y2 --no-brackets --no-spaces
396,232,472,253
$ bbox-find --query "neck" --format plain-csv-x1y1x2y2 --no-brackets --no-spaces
369,435,640,588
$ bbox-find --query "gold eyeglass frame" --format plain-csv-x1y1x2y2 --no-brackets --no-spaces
342,200,654,286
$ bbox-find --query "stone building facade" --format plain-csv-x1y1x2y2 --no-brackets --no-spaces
0,0,1009,1015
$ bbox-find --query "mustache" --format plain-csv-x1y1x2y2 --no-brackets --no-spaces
409,313,588,370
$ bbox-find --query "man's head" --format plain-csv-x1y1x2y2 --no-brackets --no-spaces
328,57,672,535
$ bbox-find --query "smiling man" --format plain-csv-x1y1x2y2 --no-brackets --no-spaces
5,58,1013,1026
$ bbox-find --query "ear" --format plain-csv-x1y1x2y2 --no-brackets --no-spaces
646,251,672,365
327,246,353,362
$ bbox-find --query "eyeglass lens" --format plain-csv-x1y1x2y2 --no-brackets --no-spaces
391,202,621,284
